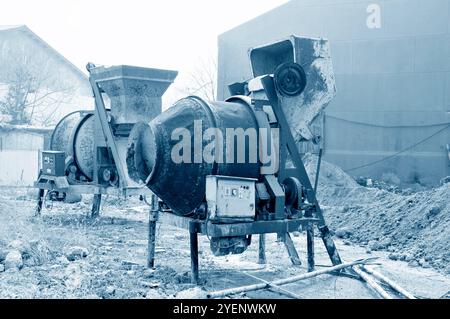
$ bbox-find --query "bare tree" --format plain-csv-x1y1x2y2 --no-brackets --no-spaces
182,54,217,101
0,47,75,126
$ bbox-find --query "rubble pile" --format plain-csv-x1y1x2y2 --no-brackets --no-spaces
304,154,450,273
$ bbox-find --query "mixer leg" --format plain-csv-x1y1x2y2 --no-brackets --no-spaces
319,226,342,266
147,209,158,268
35,189,45,215
190,231,199,284
307,223,315,272
91,194,102,218
258,234,267,264
284,233,301,266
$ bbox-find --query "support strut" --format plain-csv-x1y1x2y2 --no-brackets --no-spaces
91,194,102,218
261,75,343,266
147,194,159,268
36,189,45,216
258,234,267,264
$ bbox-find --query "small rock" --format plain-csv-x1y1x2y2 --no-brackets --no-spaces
64,193,82,204
146,289,164,299
155,248,166,254
175,287,207,299
404,254,414,262
445,265,450,275
65,246,89,261
105,286,116,295
4,250,23,270
292,231,300,237
379,237,392,248
422,262,431,269
426,207,441,219
365,247,372,254
343,240,351,246
418,258,431,268
8,240,31,256
175,272,191,284
0,248,8,262
388,253,400,261
64,263,84,289
56,256,70,266
368,240,381,251
143,268,156,278
141,281,159,288
121,260,139,270
0,264,4,272
440,176,450,185
408,260,419,267
334,227,353,239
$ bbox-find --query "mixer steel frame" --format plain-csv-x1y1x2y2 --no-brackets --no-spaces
34,66,154,217
148,74,343,284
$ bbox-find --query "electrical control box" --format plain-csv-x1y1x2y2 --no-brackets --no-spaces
42,151,66,177
206,175,256,221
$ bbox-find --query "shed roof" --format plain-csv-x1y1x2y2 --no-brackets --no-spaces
0,25,88,84
0,122,53,134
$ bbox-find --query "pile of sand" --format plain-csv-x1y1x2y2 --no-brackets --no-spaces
303,153,450,273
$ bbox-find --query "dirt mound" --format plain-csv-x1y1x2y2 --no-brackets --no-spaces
303,154,450,273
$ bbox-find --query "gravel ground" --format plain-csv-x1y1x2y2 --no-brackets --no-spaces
0,187,449,299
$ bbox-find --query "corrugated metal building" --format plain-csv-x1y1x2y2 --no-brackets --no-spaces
217,0,450,186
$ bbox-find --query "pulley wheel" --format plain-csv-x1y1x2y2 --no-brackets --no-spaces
283,177,302,206
274,62,307,97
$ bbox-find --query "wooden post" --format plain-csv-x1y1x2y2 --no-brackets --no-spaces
91,194,102,218
258,234,267,264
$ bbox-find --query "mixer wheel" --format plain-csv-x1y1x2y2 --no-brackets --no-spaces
274,62,307,97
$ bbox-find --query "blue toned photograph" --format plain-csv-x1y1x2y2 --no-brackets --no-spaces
0,0,449,304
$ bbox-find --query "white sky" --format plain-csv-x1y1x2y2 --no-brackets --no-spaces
1,0,288,104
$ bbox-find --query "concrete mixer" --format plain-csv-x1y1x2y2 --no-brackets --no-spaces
34,35,343,283
126,35,343,283
35,65,178,216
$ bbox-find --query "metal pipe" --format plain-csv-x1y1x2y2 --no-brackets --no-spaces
207,257,378,298
361,265,416,299
353,266,393,299
242,272,302,299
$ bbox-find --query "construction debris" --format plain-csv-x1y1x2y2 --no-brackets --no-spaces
353,266,393,299
361,265,416,299
304,153,450,273
207,257,378,299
